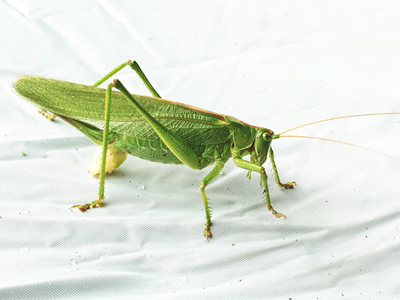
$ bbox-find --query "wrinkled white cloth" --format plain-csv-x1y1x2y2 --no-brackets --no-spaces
1,1,400,299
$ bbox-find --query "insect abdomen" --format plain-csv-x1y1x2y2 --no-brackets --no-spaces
114,134,194,165
114,133,231,168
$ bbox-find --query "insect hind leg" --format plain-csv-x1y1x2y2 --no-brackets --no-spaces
70,81,114,211
92,60,161,98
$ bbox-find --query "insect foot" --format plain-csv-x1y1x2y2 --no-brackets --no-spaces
278,181,296,189
203,228,212,242
273,212,287,219
266,204,287,219
203,220,212,241
70,199,103,212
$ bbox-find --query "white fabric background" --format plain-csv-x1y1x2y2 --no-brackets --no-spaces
1,1,400,299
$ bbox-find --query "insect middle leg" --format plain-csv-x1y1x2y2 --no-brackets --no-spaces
233,156,286,219
200,159,225,241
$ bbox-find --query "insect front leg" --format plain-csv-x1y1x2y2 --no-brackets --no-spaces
268,147,296,189
233,155,286,219
92,60,161,98
200,159,225,241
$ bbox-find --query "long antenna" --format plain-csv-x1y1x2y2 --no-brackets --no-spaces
278,112,400,135
279,134,400,162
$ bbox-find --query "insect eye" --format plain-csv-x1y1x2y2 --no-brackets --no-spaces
262,132,272,142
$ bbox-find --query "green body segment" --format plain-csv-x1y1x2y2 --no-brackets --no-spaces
13,61,294,241
13,76,233,167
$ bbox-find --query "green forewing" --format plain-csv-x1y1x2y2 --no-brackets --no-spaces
13,76,232,146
